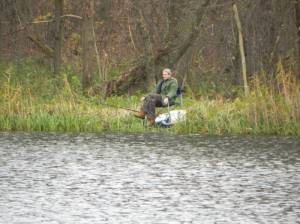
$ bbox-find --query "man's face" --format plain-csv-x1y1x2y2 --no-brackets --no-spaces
162,71,171,80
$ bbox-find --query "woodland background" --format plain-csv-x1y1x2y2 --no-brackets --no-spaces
1,0,300,97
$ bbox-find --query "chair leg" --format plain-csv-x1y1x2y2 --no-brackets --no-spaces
142,116,147,126
180,94,183,107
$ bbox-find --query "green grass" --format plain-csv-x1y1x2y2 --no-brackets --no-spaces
0,60,299,135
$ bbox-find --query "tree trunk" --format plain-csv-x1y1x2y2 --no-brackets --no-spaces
91,19,102,82
0,0,3,62
54,0,64,76
104,0,211,96
82,0,94,94
233,3,249,97
138,11,157,87
295,0,300,79
0,20,2,63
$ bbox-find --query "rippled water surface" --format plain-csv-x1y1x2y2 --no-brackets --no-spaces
0,133,299,223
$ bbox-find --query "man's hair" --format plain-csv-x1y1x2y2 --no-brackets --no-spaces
163,68,172,75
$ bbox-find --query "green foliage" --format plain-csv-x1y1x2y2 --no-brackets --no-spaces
0,61,299,135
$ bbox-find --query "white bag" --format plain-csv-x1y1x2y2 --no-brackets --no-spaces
155,110,187,127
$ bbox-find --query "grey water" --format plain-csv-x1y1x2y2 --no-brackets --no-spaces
0,133,299,224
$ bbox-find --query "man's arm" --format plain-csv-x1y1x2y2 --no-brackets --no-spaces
166,80,178,99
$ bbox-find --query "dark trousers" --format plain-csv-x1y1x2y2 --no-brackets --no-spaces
141,94,163,119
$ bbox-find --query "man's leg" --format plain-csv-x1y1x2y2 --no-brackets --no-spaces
142,94,162,124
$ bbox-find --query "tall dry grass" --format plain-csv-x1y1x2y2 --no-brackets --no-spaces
0,61,299,135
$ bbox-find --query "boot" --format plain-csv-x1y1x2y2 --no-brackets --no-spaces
134,111,146,119
147,117,156,125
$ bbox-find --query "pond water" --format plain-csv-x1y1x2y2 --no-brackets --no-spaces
0,133,299,223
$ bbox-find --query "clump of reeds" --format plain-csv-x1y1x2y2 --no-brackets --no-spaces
175,63,300,135
0,63,148,133
244,63,300,135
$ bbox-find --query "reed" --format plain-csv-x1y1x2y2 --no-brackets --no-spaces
0,61,299,135
175,63,300,135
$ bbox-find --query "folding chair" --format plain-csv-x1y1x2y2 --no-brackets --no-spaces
176,87,183,107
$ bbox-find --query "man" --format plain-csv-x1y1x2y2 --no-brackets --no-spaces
134,68,178,125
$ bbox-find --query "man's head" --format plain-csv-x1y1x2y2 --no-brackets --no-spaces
162,68,172,80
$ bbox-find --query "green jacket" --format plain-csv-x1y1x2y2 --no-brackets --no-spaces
155,77,178,104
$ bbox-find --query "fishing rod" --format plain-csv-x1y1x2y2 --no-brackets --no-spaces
99,101,140,113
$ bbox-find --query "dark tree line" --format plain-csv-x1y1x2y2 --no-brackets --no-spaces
0,0,299,96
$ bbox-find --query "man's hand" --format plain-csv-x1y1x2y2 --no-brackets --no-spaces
140,96,145,102
163,97,169,105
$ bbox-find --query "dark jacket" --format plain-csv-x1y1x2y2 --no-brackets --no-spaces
155,77,178,104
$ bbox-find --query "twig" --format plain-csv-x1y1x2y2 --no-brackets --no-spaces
61,14,82,20
127,15,137,52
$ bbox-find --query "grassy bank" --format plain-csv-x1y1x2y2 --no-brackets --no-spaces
0,60,299,135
